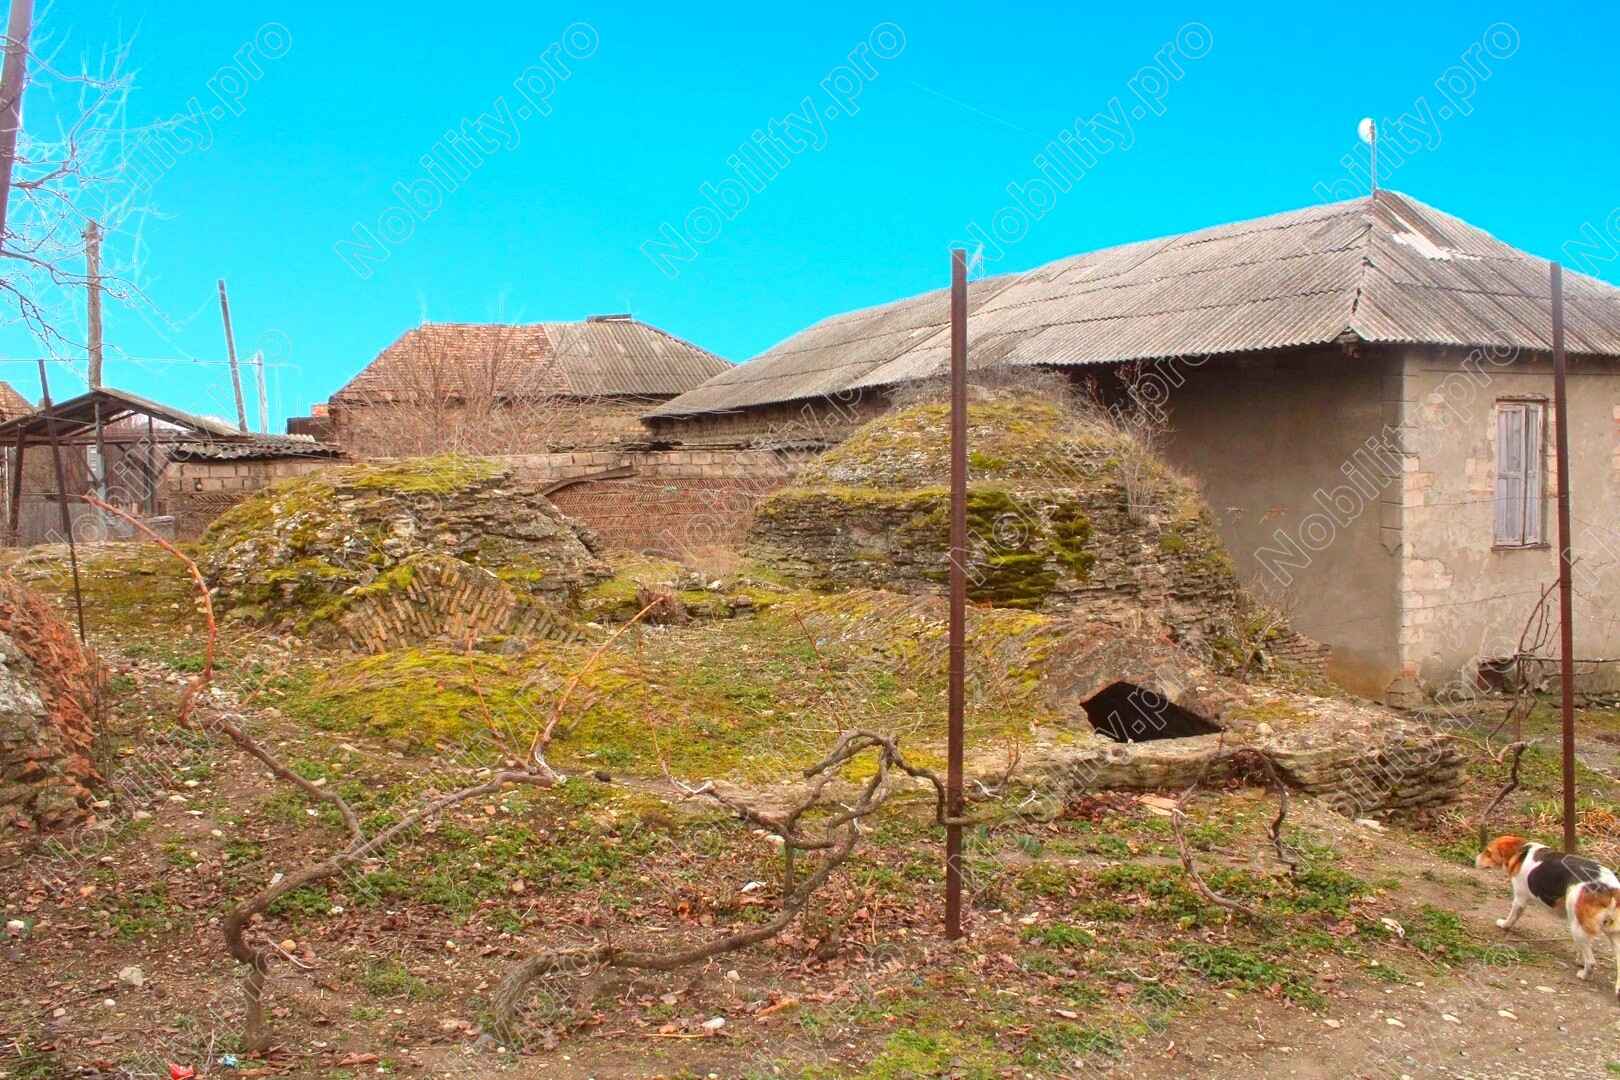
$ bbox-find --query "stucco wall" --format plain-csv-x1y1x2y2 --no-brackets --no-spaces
1151,350,1404,699
1393,348,1620,694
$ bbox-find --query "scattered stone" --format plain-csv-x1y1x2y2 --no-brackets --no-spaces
118,966,145,987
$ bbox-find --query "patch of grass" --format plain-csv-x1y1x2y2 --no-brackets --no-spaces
1179,944,1322,1008
1019,1023,1122,1067
161,838,200,869
358,958,435,1001
856,1028,1008,1080
1020,922,1096,949
8,1045,61,1080
267,885,332,919
1406,905,1524,966
109,884,175,940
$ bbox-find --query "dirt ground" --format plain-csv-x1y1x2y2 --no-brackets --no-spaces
5,545,1620,1080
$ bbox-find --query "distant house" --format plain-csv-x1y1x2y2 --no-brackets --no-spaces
0,381,33,423
646,191,1620,703
326,315,731,457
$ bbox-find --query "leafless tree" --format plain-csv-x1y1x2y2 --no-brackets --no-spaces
0,7,159,358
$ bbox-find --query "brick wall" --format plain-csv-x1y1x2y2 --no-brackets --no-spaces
155,449,813,552
329,398,664,458
506,449,813,555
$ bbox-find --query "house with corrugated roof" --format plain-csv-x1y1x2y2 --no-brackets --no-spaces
647,190,1620,704
326,315,731,457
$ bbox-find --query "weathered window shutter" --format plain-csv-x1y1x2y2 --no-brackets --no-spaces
1523,404,1545,545
1496,405,1526,545
1495,402,1546,546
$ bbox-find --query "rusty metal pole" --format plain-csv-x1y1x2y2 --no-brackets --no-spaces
1551,262,1578,853
36,359,85,641
945,248,968,940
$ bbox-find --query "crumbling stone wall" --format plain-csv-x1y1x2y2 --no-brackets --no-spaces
0,577,105,830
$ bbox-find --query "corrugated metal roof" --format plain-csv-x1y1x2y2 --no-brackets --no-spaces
168,437,343,462
332,317,731,405
649,191,1620,418
0,385,248,442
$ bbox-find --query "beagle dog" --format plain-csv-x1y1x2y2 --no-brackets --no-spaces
1567,881,1620,996
1478,834,1620,994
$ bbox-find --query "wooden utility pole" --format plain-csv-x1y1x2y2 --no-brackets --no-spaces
0,0,34,249
252,350,269,434
1551,262,1578,853
216,278,249,433
945,248,968,941
84,220,103,387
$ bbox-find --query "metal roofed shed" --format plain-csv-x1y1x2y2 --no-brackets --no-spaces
0,385,342,546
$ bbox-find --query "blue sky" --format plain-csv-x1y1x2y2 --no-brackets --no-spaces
3,1,1616,428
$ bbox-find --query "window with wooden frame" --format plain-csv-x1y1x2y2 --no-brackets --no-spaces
1494,400,1546,548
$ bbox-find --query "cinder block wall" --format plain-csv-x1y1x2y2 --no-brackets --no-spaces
159,459,334,538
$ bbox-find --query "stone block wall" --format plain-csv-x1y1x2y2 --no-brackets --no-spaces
1392,348,1620,696
160,458,335,539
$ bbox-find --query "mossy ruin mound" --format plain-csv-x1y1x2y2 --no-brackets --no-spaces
751,392,1317,672
199,457,610,649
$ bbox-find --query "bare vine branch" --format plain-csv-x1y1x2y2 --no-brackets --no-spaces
492,729,952,1043
1476,740,1533,849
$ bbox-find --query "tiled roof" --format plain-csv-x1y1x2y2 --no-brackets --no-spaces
332,317,731,405
0,380,34,422
649,190,1620,418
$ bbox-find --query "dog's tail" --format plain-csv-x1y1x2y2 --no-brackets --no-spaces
1584,883,1620,933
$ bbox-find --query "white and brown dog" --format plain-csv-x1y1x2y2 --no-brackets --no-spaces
1477,835,1620,995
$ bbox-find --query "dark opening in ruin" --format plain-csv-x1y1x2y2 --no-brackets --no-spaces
1082,681,1223,743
